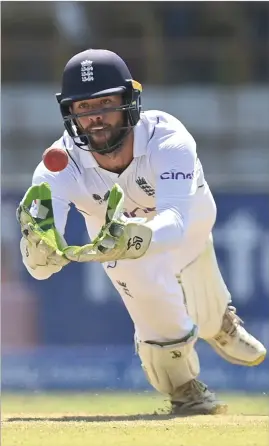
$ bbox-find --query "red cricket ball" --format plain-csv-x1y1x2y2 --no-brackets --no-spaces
42,147,69,172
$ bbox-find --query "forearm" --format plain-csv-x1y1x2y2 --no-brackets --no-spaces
145,208,184,256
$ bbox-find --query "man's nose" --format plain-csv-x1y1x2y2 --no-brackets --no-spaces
87,115,103,125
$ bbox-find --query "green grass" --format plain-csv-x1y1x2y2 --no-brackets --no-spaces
2,392,269,446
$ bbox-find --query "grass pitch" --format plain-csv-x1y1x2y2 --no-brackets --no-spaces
2,392,269,446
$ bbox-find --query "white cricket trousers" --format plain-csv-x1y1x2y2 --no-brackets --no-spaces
104,186,230,343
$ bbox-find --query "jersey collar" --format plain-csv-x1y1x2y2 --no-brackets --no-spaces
133,116,152,157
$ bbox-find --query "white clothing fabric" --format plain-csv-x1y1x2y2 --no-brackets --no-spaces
21,110,220,342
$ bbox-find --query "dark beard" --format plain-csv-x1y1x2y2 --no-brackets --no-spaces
87,127,121,152
87,125,128,155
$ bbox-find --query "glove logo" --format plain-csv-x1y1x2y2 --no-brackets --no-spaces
171,350,182,359
127,236,143,251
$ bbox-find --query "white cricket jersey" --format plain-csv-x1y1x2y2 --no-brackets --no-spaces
31,110,217,268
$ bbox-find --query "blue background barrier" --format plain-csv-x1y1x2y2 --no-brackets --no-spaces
2,191,268,391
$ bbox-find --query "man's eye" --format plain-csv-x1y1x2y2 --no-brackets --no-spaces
101,99,112,105
79,103,90,110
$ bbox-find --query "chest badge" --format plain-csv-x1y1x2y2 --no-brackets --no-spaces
136,177,155,197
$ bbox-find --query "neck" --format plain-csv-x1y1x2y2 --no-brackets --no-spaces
91,131,134,173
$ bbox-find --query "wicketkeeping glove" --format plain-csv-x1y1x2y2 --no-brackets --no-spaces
63,183,152,263
16,183,70,269
17,182,152,265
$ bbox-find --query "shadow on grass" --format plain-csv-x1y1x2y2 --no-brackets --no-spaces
6,413,178,422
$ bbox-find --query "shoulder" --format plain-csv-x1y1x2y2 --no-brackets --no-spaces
141,110,196,155
140,111,196,172
140,111,205,186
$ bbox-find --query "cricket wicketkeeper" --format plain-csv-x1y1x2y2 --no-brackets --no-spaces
17,49,266,415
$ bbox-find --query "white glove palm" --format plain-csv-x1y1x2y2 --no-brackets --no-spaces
20,229,69,270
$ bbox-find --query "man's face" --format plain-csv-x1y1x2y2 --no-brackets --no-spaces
72,95,124,151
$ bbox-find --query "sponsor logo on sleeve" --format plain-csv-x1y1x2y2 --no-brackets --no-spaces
160,169,195,180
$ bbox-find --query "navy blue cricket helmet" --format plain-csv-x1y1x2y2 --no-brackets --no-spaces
56,49,142,154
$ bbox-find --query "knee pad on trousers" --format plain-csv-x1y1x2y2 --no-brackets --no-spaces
135,326,200,396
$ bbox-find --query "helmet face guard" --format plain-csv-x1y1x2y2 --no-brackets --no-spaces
56,49,142,155
56,80,142,154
